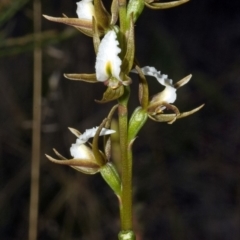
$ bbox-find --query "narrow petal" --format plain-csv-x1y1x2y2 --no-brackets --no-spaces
76,127,115,144
46,154,100,174
174,74,192,89
149,104,205,123
64,73,98,83
95,30,122,82
134,66,172,86
110,0,119,25
68,127,81,138
45,153,99,168
43,15,92,29
134,65,149,109
76,0,95,20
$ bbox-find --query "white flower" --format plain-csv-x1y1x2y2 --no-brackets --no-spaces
134,66,177,104
76,0,95,20
95,30,122,82
70,127,115,159
70,144,95,160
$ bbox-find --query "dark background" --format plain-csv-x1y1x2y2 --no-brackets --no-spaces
0,0,240,239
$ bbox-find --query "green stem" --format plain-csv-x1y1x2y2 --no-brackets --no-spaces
118,87,134,234
118,0,127,33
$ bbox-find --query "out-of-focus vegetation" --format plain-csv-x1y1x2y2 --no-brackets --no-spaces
0,0,30,28
1,0,240,239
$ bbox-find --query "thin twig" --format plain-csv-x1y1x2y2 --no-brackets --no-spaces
28,0,42,239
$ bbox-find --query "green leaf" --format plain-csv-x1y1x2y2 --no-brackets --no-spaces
128,107,148,141
100,163,122,196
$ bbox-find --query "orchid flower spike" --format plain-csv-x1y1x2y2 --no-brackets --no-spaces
95,29,122,88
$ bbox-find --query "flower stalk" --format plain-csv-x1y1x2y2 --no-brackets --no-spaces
44,0,203,239
118,86,134,232
118,0,127,33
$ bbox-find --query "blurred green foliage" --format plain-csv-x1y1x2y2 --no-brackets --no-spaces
0,0,30,28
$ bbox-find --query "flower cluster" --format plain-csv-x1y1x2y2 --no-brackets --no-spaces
45,0,203,172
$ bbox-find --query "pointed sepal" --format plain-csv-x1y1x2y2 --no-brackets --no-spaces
43,14,96,37
96,85,124,103
94,0,111,29
148,104,204,124
92,17,101,53
110,0,119,25
64,73,98,83
174,74,192,89
68,127,81,138
145,0,189,10
46,149,100,175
